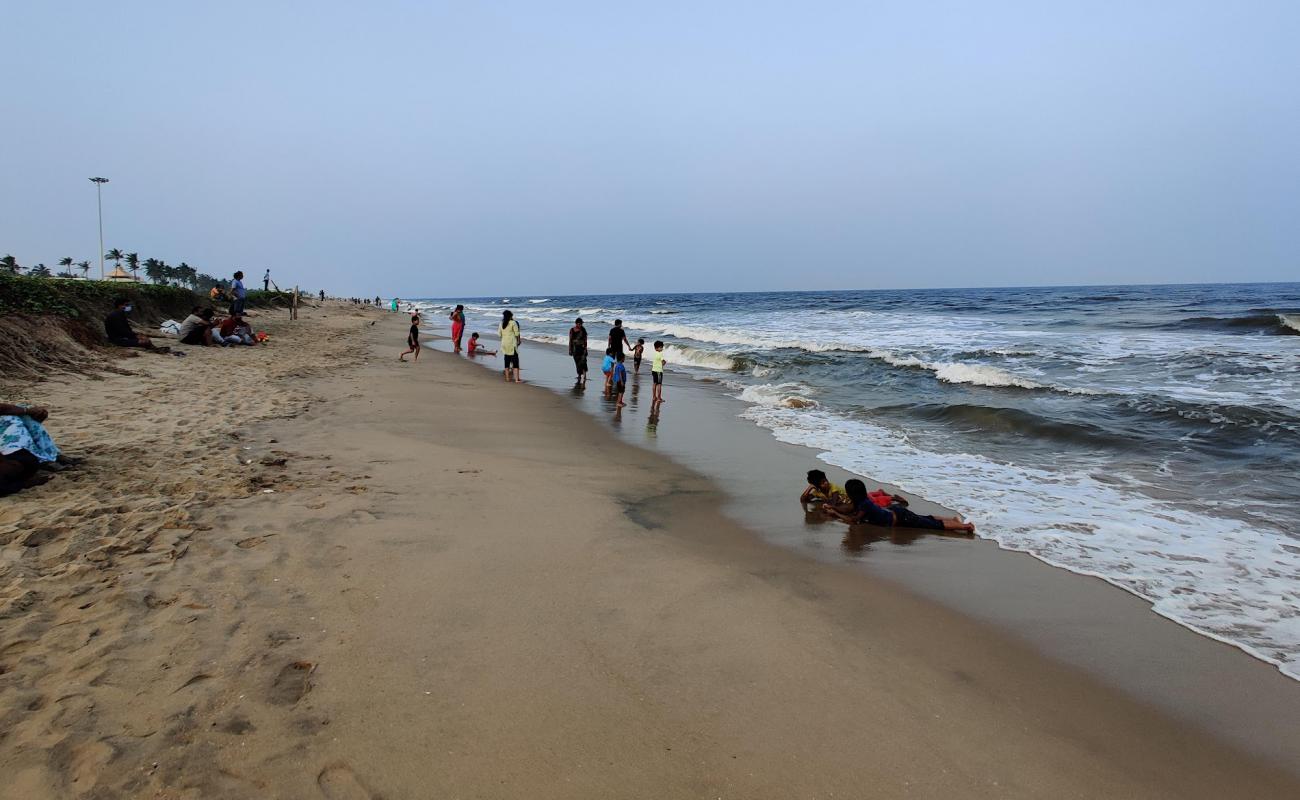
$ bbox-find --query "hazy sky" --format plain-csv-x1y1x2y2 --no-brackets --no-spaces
4,1,1297,296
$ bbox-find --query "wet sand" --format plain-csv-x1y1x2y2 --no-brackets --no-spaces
2,310,1298,798
442,331,1300,770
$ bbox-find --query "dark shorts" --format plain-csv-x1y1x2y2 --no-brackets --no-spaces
181,329,207,345
408,337,419,348
504,353,520,369
634,356,642,368
652,371,663,385
890,506,944,530
615,380,626,395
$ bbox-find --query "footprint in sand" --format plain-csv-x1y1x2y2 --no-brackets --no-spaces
269,660,315,705
317,764,376,800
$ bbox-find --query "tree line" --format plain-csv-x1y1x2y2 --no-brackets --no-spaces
1,250,228,292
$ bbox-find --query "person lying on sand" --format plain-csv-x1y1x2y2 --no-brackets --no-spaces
104,297,160,349
0,403,71,496
467,332,495,356
823,479,974,533
800,469,847,505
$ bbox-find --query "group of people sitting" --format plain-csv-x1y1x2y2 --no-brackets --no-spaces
800,469,975,533
176,306,259,346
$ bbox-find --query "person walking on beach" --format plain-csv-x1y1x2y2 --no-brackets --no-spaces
568,317,589,381
450,305,467,352
608,320,631,360
230,271,247,315
500,310,522,382
612,354,629,407
632,338,646,373
601,348,615,394
651,340,667,403
400,313,421,361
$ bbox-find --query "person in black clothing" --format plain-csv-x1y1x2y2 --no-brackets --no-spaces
607,319,631,359
103,297,156,348
568,317,589,381
400,313,421,362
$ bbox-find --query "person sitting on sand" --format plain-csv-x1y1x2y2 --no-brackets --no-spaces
824,479,975,533
0,403,66,496
104,297,158,349
467,332,495,356
800,469,847,505
215,312,255,346
177,307,217,346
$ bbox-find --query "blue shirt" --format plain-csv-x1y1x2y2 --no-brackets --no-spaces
613,362,627,384
853,497,895,527
602,355,615,373
232,278,246,299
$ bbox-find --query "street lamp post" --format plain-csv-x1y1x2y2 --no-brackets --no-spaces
90,177,109,279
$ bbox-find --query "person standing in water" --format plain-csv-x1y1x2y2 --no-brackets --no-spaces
400,313,421,362
500,310,522,382
607,319,631,360
651,340,667,404
568,317,589,381
450,305,466,352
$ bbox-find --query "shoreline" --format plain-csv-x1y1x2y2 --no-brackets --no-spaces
1,308,1297,797
430,323,1300,767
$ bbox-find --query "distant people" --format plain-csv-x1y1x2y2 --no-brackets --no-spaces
374,295,380,305
400,313,421,362
651,340,667,403
450,305,466,352
601,348,615,393
319,290,326,301
230,271,247,315
612,354,628,408
177,307,216,346
467,332,495,357
215,312,255,346
263,269,271,291
209,285,223,302
391,298,399,312
608,319,631,359
800,469,847,505
568,317,588,381
0,403,63,496
632,338,646,373
824,479,975,532
104,297,156,349
500,310,522,382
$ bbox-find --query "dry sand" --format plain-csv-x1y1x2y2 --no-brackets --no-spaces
2,308,1297,798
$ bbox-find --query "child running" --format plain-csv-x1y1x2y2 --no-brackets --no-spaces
650,340,667,403
824,479,974,532
467,332,495,357
612,354,629,407
399,313,421,361
632,338,646,373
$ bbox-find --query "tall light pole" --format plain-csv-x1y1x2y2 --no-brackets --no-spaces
90,177,109,279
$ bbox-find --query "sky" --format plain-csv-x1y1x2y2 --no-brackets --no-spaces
3,1,1298,297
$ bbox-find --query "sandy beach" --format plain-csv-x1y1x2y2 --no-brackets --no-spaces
3,308,1299,799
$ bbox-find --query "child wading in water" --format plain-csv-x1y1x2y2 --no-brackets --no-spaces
467,332,495,357
612,354,629,407
651,340,667,403
632,338,646,373
399,314,421,361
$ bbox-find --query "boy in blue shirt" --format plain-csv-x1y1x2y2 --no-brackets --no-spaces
612,354,629,407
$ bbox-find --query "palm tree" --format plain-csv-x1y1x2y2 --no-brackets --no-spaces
125,252,140,281
178,262,198,288
143,258,164,284
105,249,124,271
29,263,52,277
76,260,91,279
0,254,19,274
59,257,74,272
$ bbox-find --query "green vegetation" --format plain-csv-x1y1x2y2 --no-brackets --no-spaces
0,273,199,318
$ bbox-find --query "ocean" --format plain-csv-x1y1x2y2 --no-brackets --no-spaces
413,283,1300,679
